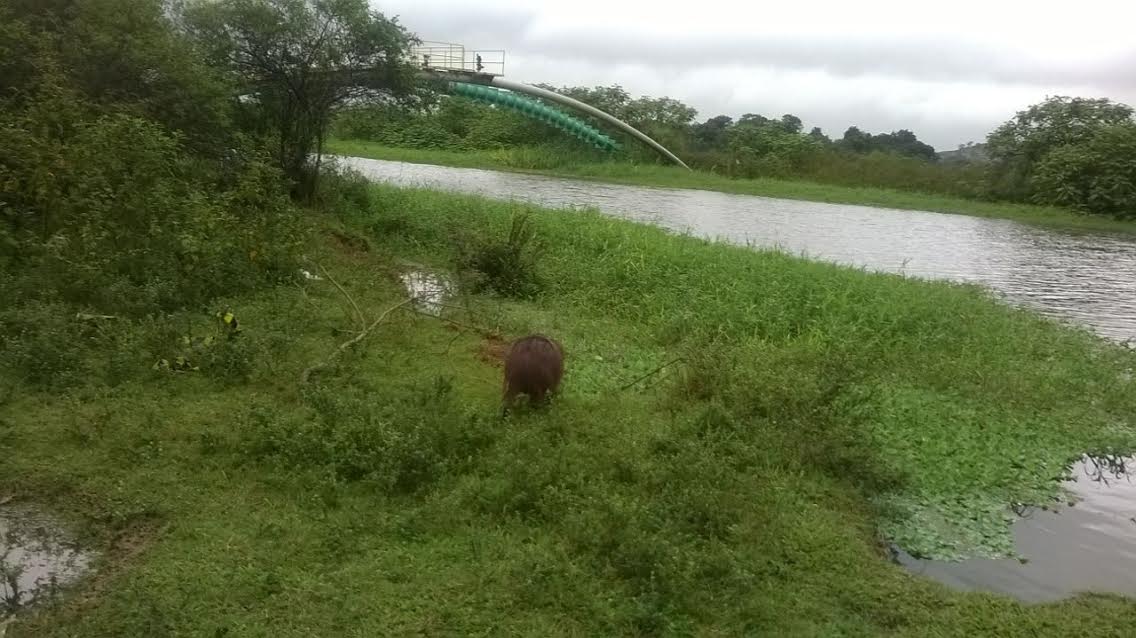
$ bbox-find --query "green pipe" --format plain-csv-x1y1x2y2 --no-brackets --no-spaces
447,82,620,152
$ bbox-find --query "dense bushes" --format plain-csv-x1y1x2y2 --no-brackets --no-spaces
0,0,320,387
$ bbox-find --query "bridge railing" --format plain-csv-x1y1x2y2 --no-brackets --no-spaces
409,41,505,76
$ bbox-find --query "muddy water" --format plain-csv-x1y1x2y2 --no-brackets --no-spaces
336,156,1136,344
893,455,1136,602
1,504,94,614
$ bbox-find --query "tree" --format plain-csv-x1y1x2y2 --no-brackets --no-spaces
186,0,418,197
872,129,937,161
779,114,802,134
1031,122,1136,219
2,0,231,155
838,126,872,153
807,126,830,144
692,115,733,150
986,95,1134,200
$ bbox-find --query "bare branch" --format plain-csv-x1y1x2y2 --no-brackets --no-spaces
317,262,366,331
300,297,414,385
618,358,686,392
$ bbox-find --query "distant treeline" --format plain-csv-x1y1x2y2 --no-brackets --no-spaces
336,87,1136,219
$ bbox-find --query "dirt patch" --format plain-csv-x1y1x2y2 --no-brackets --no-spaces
477,335,510,367
326,229,371,257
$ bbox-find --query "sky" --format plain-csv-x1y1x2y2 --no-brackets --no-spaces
374,0,1136,151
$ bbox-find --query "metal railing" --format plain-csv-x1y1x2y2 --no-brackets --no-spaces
409,41,505,76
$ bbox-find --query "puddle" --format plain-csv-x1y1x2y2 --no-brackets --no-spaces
893,454,1136,602
399,269,452,316
1,504,95,615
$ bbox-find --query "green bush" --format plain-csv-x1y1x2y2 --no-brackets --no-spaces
452,211,545,298
1,103,306,316
240,383,493,492
1031,122,1136,219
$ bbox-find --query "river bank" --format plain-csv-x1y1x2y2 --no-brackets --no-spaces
327,139,1136,236
4,179,1135,635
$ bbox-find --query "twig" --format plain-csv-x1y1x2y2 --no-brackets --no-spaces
300,297,414,385
618,357,686,392
400,305,498,338
317,261,366,331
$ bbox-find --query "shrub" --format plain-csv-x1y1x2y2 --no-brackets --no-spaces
452,211,545,298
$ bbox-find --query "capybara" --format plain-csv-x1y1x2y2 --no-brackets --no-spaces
502,334,564,414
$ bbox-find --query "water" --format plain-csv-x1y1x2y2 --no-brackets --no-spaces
1,504,95,615
398,266,452,317
892,455,1136,602
336,156,1136,344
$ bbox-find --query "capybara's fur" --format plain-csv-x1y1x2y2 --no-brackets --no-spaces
502,334,564,413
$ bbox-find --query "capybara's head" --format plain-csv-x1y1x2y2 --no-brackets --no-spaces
502,334,564,410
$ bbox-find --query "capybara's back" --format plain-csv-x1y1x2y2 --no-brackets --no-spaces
502,334,564,410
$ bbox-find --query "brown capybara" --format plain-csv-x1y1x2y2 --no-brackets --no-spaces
502,334,564,414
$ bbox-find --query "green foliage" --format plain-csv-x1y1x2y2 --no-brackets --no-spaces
1031,122,1136,219
0,0,311,389
453,211,545,298
1,106,305,316
185,0,419,196
986,95,1135,201
335,81,1136,219
5,185,1134,635
0,0,232,156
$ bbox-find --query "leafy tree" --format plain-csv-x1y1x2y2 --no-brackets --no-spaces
1,0,231,154
986,95,1134,200
692,115,733,149
186,0,419,197
1031,122,1136,219
624,96,697,129
839,126,872,153
807,127,830,144
779,114,803,134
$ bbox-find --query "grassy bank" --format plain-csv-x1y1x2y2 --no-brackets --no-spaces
4,178,1136,636
327,138,1136,235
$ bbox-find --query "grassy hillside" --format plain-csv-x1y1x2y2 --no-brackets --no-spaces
4,177,1135,636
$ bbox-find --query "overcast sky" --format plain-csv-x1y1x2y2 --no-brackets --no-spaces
375,0,1136,151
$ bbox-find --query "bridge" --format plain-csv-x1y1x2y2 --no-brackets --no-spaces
407,42,690,169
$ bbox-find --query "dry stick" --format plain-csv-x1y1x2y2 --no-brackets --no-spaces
400,305,498,338
317,261,366,331
300,297,414,385
618,357,686,392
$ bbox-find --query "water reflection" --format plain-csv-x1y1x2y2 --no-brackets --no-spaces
1,504,95,614
892,455,1136,603
335,156,1136,343
399,267,452,316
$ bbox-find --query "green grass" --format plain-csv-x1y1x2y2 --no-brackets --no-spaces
3,180,1136,635
327,138,1136,236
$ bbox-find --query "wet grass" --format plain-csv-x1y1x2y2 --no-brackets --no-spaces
327,138,1136,236
3,182,1136,635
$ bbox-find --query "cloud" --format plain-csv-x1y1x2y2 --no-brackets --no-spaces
375,0,1136,150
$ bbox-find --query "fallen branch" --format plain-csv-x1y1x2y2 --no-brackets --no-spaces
400,305,498,338
300,297,414,385
317,261,366,331
618,357,686,392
